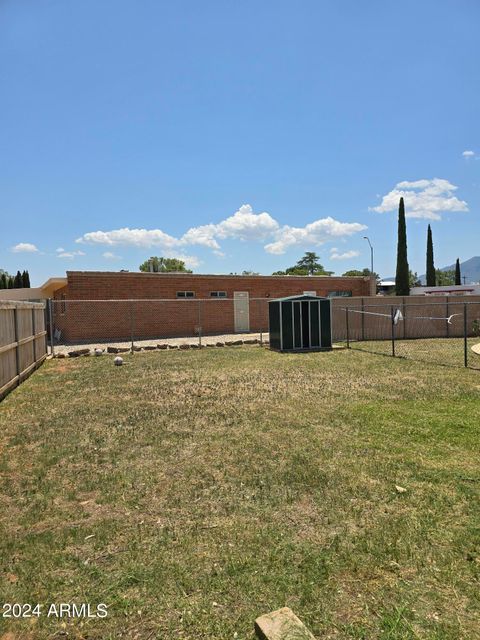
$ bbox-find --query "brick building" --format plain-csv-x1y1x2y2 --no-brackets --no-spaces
52,271,373,342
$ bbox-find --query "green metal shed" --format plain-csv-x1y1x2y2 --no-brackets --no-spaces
268,294,332,351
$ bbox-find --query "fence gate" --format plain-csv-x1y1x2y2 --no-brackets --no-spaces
234,292,250,332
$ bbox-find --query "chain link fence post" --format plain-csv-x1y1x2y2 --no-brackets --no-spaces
259,299,264,347
446,298,450,339
361,297,365,341
130,300,135,353
198,300,202,348
345,307,350,348
391,306,396,357
464,302,468,368
48,298,55,356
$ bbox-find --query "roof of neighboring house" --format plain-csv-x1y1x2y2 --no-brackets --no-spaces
40,277,67,296
410,284,480,295
0,277,67,301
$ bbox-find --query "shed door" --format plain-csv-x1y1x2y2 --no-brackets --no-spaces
234,292,250,332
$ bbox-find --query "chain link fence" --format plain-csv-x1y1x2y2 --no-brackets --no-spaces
46,297,480,368
339,301,480,369
48,298,271,354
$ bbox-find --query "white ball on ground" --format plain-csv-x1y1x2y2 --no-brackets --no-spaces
114,356,124,366
94,348,103,356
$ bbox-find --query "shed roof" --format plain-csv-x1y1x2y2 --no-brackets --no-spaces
270,294,328,302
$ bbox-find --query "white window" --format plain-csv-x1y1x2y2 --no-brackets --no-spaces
176,291,195,298
210,291,227,297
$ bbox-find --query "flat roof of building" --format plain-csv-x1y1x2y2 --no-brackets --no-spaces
66,270,367,279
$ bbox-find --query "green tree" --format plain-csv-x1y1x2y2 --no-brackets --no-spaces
8,276,14,288
273,252,333,276
22,270,31,288
13,270,23,288
342,268,380,281
0,273,7,289
426,224,436,286
395,197,410,295
409,271,421,287
295,251,326,275
435,269,455,286
139,257,192,273
455,258,461,285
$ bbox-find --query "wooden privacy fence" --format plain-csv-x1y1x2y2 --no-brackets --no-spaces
0,301,48,399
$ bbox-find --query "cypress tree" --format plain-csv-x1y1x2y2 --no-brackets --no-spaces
0,273,7,289
395,197,410,295
14,270,23,288
426,224,436,286
22,270,31,288
455,258,461,285
8,276,14,288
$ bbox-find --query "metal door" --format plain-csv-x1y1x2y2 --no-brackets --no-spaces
234,292,250,332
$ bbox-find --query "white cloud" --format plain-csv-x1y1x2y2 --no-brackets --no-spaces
181,205,279,249
76,228,179,249
102,251,121,260
56,247,65,253
330,249,360,260
75,204,366,258
462,150,475,158
169,253,201,269
180,224,221,250
11,242,39,253
216,205,279,240
57,250,86,259
370,178,468,220
264,217,367,255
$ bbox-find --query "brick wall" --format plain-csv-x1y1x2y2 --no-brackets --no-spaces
53,271,371,342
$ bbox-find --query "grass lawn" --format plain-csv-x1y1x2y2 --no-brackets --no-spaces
0,347,479,639
349,337,480,370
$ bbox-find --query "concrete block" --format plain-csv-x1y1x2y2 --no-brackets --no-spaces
254,607,315,640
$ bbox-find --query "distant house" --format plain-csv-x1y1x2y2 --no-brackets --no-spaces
378,280,396,295
0,277,67,302
410,284,480,296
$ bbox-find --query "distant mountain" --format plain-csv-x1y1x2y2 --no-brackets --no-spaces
419,256,480,285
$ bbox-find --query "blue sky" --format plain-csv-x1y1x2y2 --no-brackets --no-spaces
1,0,479,286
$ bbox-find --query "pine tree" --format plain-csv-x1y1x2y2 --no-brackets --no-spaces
395,197,410,295
8,276,14,288
426,224,436,286
22,270,31,288
0,273,7,289
455,258,461,285
14,270,23,288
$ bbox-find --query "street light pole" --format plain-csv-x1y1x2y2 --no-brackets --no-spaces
363,236,375,296
363,236,374,276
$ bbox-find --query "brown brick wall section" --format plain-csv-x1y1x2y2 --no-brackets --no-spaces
62,271,370,300
53,271,370,341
